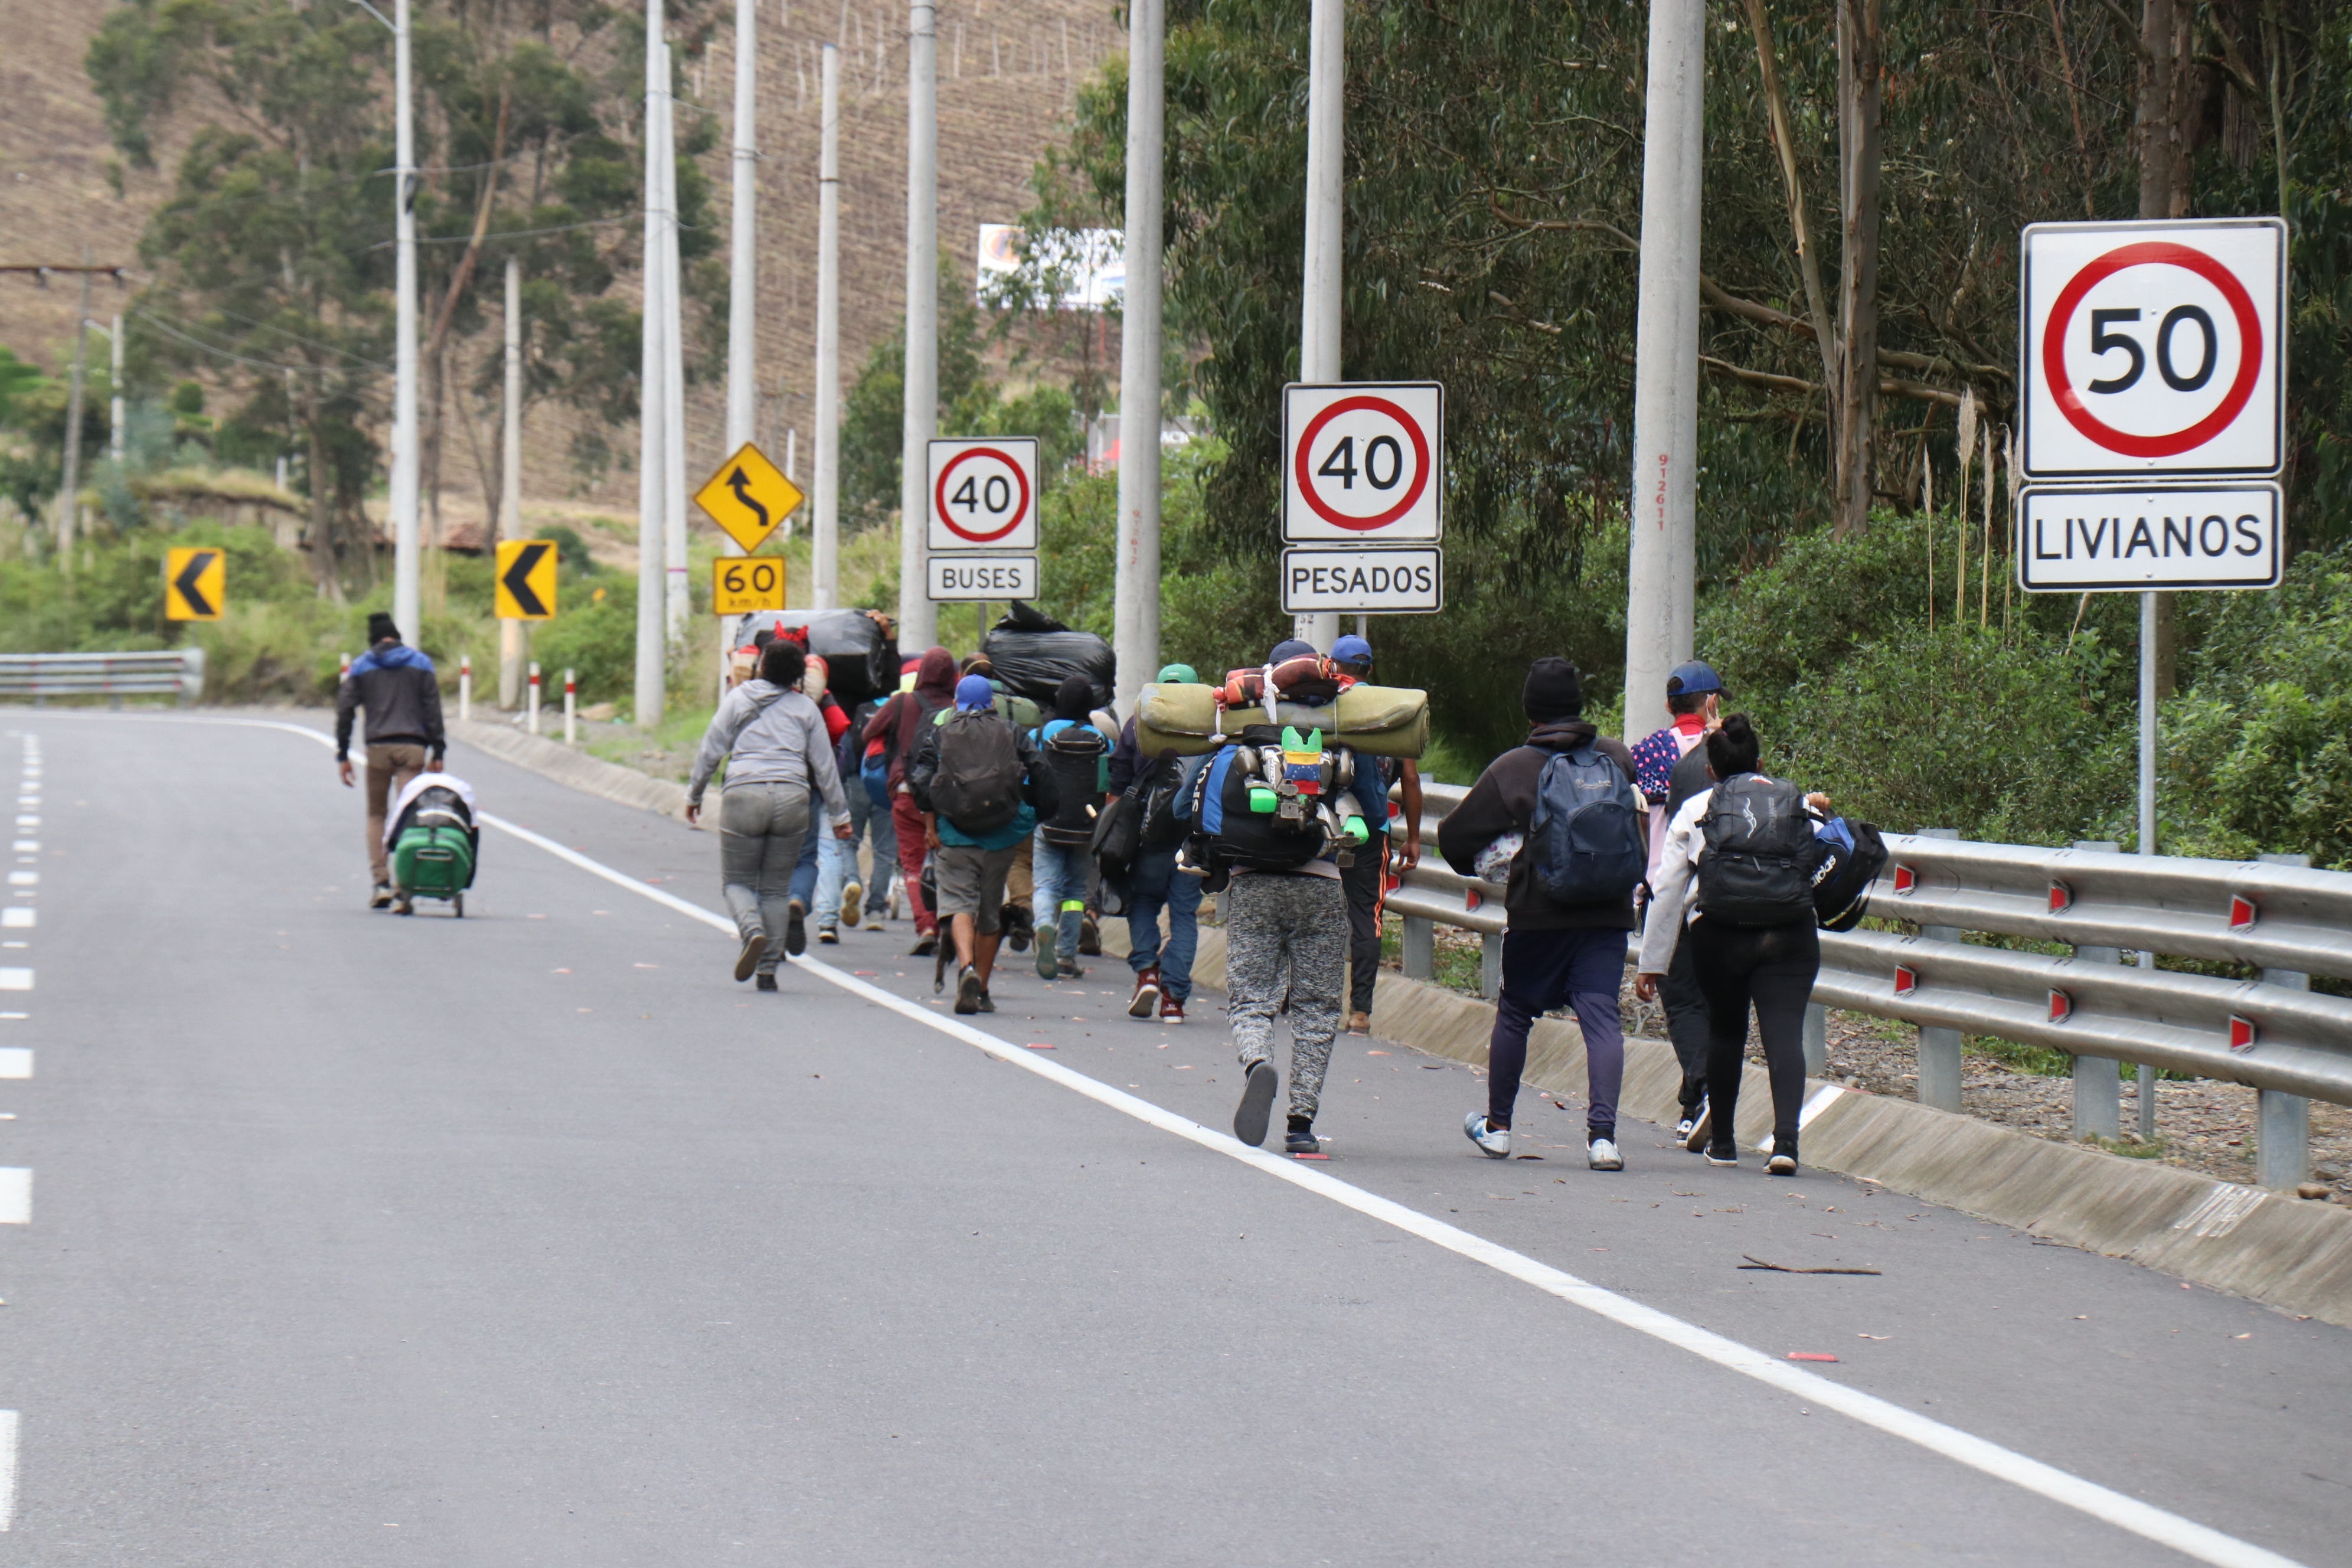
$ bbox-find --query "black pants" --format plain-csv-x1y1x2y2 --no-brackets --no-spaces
1661,936,1711,1110
1340,841,1386,1016
1688,917,1818,1149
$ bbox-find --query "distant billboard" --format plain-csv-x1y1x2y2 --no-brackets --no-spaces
977,224,1125,310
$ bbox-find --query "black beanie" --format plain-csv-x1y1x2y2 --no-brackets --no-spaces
367,611,401,644
1521,656,1583,722
1054,673,1096,720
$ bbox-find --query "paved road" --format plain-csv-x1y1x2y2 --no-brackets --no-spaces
0,710,2345,1565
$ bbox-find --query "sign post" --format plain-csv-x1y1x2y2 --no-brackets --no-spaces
1279,381,1443,617
2017,215,2286,1145
925,436,1039,603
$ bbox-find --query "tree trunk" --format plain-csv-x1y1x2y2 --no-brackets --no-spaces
303,396,343,602
1832,0,1884,537
1742,0,1840,451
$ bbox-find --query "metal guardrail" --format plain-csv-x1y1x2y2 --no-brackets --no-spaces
0,650,205,705
1385,778,2348,1187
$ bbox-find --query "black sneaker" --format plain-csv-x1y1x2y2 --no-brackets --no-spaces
1765,1141,1799,1177
1285,1121,1322,1157
734,929,767,982
1233,1061,1279,1147
755,973,778,992
1003,904,1034,953
786,899,808,956
976,988,996,1014
955,964,983,1015
1705,1139,1739,1167
370,883,394,910
1684,1100,1713,1154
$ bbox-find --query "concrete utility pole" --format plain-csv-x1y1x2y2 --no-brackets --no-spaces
813,41,842,609
54,254,94,571
107,313,125,465
657,37,692,648
1110,0,1163,711
1621,0,1704,743
726,0,759,458
391,0,421,643
1293,0,1344,650
501,256,526,709
897,0,939,649
635,2,671,729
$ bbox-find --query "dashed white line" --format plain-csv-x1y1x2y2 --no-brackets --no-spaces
0,972,27,993
5,875,34,889
0,911,28,930
0,1409,20,1529
0,1050,30,1079
0,1168,32,1224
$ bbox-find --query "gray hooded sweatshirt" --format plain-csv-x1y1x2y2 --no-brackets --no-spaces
687,681,851,821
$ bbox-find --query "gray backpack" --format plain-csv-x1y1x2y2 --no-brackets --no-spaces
929,710,1024,835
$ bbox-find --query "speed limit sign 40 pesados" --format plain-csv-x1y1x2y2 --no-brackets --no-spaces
927,437,1039,553
2021,218,2284,480
1282,382,1443,543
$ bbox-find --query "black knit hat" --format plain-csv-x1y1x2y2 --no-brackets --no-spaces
367,612,401,644
1054,674,1096,720
1521,656,1584,722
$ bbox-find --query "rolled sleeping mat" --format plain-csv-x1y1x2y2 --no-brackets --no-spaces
1131,682,1430,759
1134,680,1225,758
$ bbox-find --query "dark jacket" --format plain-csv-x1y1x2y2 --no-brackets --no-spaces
864,646,958,790
907,708,1059,848
335,642,445,761
1436,720,1639,932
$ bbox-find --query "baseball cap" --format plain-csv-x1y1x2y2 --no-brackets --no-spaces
1665,660,1724,698
955,674,995,711
1157,663,1200,684
1331,633,1373,666
1268,638,1317,664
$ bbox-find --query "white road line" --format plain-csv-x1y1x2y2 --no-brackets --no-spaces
0,1050,30,1079
1,910,29,929
481,809,2302,1568
5,874,34,889
65,713,2308,1568
0,1409,19,1530
0,972,27,994
0,1168,31,1224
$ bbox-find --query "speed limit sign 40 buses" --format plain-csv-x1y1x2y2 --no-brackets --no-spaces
2020,218,2284,481
927,437,1039,552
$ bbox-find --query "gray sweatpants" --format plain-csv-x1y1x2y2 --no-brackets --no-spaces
1224,872,1349,1121
720,782,812,977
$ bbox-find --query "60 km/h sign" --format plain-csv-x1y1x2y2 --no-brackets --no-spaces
711,556,787,616
927,438,1038,553
2021,218,2284,480
1282,382,1443,543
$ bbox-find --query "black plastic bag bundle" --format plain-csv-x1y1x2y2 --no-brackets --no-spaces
731,610,900,704
982,602,1114,708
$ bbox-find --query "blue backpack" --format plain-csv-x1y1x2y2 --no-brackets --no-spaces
1528,745,1647,904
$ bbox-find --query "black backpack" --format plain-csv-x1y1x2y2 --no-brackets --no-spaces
1810,818,1887,932
1528,745,1647,905
1697,774,1823,926
1137,753,1198,853
928,711,1025,837
1038,723,1108,846
1187,727,1338,874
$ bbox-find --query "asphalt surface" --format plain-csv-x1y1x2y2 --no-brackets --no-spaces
0,709,2346,1565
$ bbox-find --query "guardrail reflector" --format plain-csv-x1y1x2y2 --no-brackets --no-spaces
1894,965,1918,997
1892,864,1917,894
2048,989,2072,1023
2229,1015,2258,1053
2229,894,2258,930
2049,880,2073,914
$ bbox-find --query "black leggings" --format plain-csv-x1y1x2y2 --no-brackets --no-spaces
1687,917,1819,1149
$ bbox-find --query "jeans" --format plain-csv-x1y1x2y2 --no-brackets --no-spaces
1124,848,1201,1002
815,783,894,929
891,790,935,935
718,783,812,977
1688,917,1820,1149
1031,835,1092,960
791,812,822,910
1487,926,1628,1133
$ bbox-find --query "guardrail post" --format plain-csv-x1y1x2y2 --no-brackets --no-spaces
1915,827,1965,1112
1480,930,1502,1001
1802,1004,1827,1077
458,656,472,724
564,669,578,747
2070,841,2123,1141
1401,913,1433,981
2255,852,2311,1190
527,662,541,737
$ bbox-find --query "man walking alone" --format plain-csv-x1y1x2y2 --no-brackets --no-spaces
336,612,446,909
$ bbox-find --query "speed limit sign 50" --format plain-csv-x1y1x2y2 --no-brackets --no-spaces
1282,382,1443,543
927,437,1040,553
2021,218,2284,480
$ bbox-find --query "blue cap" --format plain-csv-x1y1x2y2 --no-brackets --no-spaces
1665,660,1723,698
1268,638,1318,664
1331,633,1373,665
955,674,995,711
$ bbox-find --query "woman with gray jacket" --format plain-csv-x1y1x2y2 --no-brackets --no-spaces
688,641,852,988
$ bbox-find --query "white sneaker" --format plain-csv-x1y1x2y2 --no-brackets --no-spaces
839,879,864,929
1463,1113,1511,1158
1587,1136,1624,1171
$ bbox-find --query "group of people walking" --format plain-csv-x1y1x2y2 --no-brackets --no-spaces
687,625,1837,1179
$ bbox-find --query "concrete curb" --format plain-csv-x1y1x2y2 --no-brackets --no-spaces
448,718,691,821
1114,918,2352,1328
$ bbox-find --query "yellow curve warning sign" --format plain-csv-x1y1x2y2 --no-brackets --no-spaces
164,547,226,621
694,442,803,554
495,538,559,620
